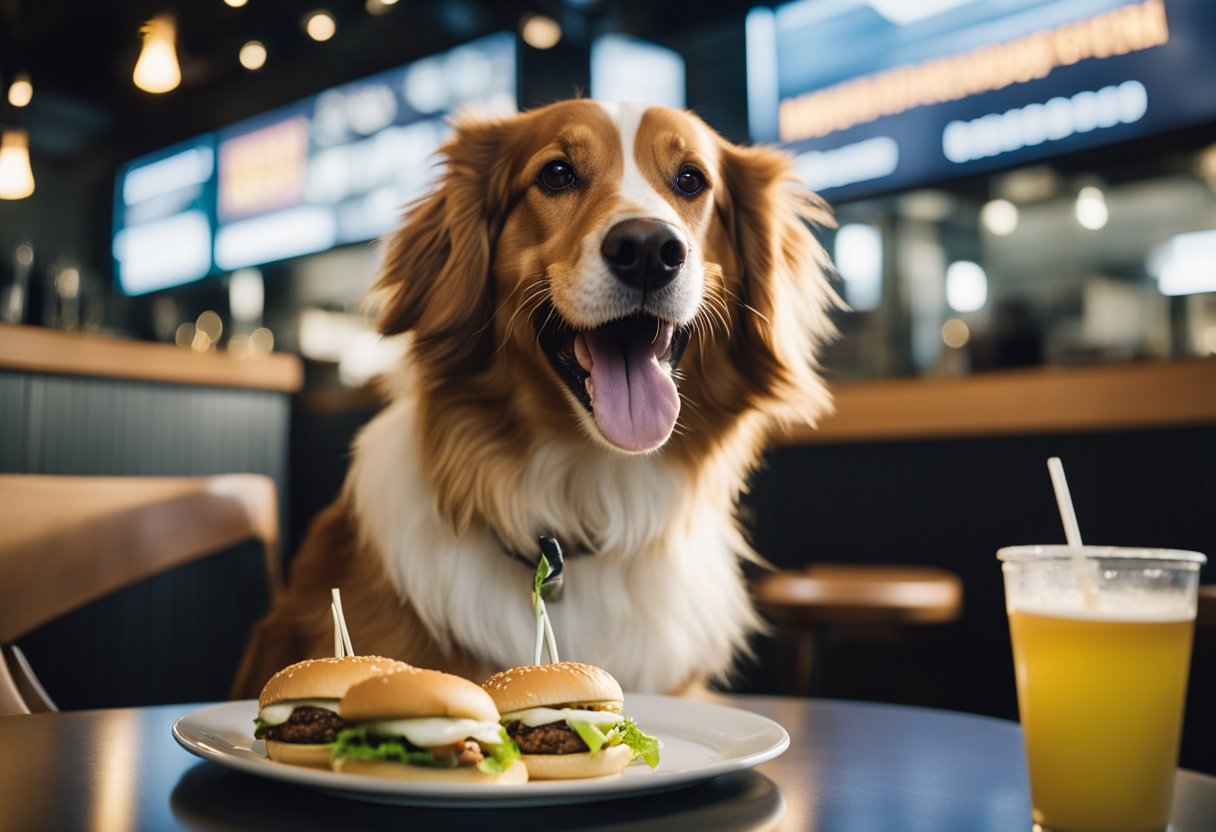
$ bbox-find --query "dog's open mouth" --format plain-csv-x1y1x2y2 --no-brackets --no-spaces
534,302,691,453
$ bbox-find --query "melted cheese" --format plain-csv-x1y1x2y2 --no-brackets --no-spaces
500,707,625,728
259,699,340,726
364,717,504,747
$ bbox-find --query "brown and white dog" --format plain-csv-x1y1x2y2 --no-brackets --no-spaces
231,100,838,698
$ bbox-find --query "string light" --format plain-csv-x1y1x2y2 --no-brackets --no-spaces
239,41,267,70
306,11,336,41
521,15,562,49
133,16,181,94
7,73,32,108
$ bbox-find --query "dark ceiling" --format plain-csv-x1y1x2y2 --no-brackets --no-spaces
0,0,758,161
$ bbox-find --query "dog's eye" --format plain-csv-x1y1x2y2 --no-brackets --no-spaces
674,166,706,196
539,160,577,192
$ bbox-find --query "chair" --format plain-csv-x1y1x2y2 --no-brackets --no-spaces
0,474,281,716
752,564,963,696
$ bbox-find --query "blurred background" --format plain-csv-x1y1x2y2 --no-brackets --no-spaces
1,0,1214,771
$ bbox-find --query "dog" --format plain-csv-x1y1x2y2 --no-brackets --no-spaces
231,99,838,699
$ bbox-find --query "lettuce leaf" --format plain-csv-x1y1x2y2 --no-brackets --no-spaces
568,719,611,754
477,727,522,774
333,726,521,773
533,553,550,617
619,718,661,768
569,717,659,767
332,727,440,766
252,717,272,740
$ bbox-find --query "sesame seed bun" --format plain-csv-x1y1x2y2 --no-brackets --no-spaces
521,744,633,780
340,667,500,723
482,662,624,714
258,656,412,708
333,758,529,783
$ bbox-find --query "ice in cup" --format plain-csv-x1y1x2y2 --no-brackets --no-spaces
998,545,1207,832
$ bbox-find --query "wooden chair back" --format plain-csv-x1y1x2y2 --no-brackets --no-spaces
0,474,281,716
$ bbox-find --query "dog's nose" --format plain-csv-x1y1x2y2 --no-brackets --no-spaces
601,219,687,293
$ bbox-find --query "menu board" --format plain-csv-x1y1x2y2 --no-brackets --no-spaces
748,0,1216,202
113,32,516,294
112,136,217,295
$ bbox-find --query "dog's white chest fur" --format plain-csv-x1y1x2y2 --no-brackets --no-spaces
347,380,758,693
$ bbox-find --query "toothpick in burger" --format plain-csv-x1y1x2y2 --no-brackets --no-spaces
332,667,527,783
254,655,412,768
482,662,660,779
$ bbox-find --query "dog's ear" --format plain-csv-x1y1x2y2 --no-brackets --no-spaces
715,140,841,422
374,116,519,375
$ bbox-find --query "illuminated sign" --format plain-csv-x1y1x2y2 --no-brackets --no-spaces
591,35,686,109
113,32,516,294
749,0,1216,202
112,137,216,295
213,32,516,271
218,118,310,221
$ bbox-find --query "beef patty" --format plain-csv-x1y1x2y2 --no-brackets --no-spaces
505,720,592,755
263,706,346,744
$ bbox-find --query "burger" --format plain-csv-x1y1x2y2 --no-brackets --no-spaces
482,662,660,780
332,667,527,783
254,655,412,768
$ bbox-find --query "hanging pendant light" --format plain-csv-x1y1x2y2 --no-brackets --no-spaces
133,15,181,94
7,73,33,108
0,129,35,200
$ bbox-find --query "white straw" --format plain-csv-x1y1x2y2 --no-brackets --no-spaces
1046,457,1098,607
1047,457,1083,547
331,604,344,657
543,611,560,664
533,608,546,665
331,588,355,657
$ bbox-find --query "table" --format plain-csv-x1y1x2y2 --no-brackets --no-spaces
1,696,1214,831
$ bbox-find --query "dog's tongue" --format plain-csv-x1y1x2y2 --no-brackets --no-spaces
583,321,679,453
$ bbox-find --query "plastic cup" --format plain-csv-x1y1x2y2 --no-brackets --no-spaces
998,545,1207,832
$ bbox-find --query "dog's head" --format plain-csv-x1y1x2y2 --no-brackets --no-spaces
377,100,837,456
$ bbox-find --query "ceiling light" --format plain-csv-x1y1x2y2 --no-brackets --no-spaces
834,223,883,312
306,11,337,42
1074,185,1109,230
224,0,249,7
0,129,35,200
7,73,32,108
945,261,987,313
133,16,181,94
239,40,267,70
521,14,562,49
980,199,1018,236
1150,230,1216,297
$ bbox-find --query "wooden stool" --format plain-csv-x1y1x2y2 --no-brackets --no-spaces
752,564,963,696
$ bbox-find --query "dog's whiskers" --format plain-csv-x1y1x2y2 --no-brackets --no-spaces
498,276,551,354
721,285,772,328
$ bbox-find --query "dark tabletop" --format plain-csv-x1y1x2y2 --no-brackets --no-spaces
1,695,1214,832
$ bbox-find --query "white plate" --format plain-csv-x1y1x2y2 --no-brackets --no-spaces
172,694,789,808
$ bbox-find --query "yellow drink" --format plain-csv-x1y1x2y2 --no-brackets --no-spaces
1009,607,1195,832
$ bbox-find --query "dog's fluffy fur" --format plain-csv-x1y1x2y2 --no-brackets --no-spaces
232,100,838,698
